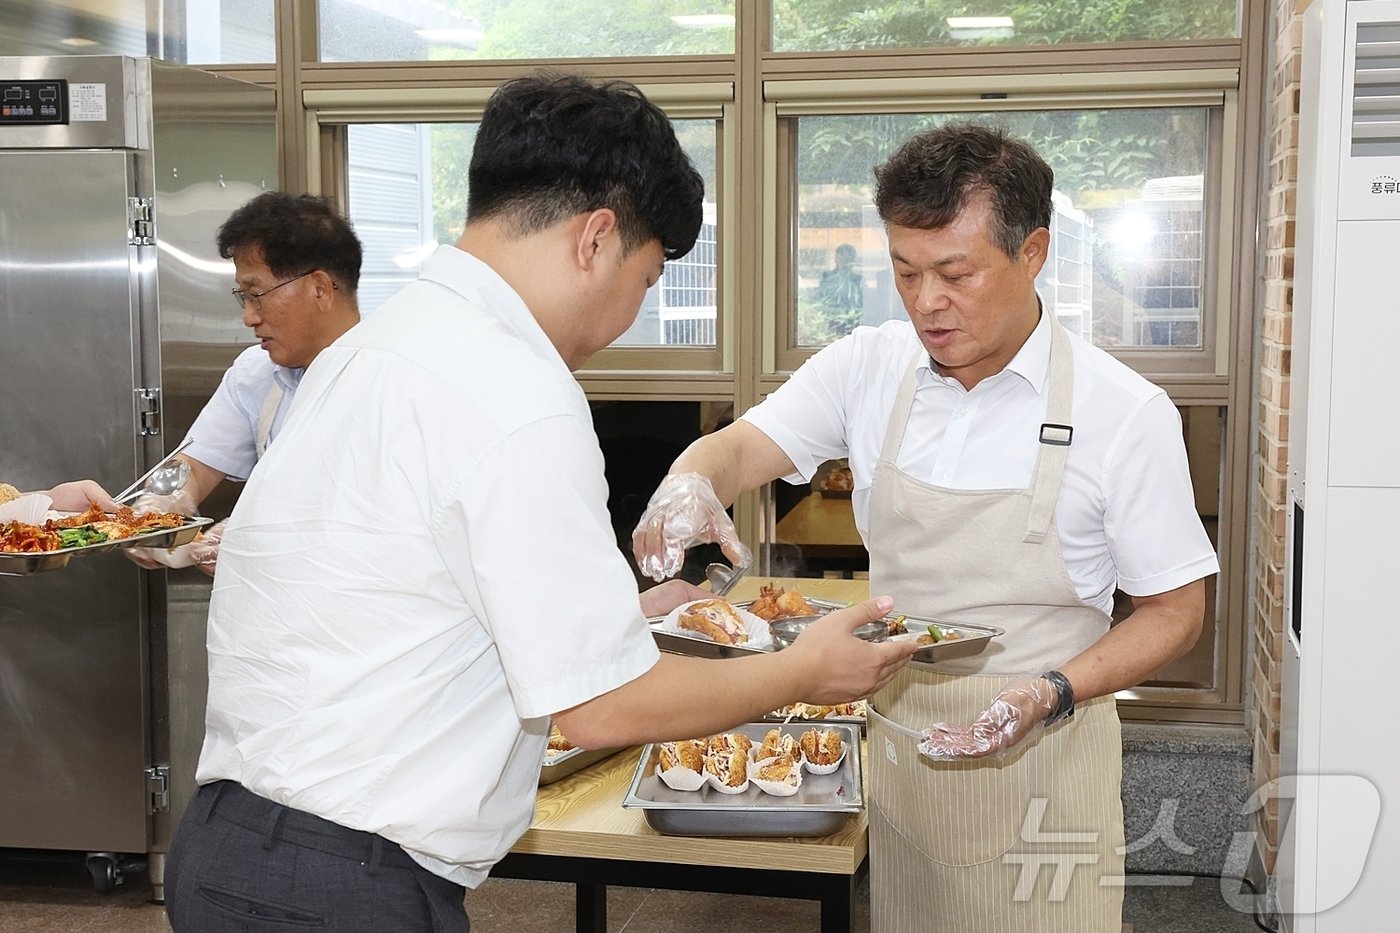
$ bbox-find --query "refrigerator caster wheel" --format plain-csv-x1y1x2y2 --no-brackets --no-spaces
87,855,121,894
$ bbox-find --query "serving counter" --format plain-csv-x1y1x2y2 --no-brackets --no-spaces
495,577,872,933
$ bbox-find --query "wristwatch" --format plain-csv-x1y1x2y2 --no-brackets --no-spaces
1040,669,1076,725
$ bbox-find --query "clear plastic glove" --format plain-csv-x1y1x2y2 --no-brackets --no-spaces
45,480,117,513
125,484,199,519
918,676,1058,761
631,472,752,582
126,520,224,575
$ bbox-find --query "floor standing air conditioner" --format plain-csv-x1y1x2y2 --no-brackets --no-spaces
1279,1,1400,929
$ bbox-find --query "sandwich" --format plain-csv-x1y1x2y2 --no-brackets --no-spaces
755,727,798,763
677,598,749,645
707,732,753,758
704,748,748,789
800,727,844,766
659,738,706,773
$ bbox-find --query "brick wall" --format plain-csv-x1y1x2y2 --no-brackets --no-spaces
1254,0,1306,876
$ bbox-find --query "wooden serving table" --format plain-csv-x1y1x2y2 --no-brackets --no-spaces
774,492,869,574
494,577,873,933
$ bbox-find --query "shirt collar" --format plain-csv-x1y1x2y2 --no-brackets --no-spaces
418,244,570,374
916,300,1053,395
272,364,303,393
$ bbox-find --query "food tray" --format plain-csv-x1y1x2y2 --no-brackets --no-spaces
763,701,867,729
0,516,213,576
539,745,625,786
649,597,1003,665
622,722,863,837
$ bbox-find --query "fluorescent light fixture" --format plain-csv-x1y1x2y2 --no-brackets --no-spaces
59,37,99,47
670,14,735,28
415,27,483,46
946,16,1014,39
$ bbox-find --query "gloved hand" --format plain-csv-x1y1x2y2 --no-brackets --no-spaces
126,520,225,575
918,676,1059,761
45,480,117,513
631,472,751,582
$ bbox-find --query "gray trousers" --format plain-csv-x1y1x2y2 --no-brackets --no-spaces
166,781,471,933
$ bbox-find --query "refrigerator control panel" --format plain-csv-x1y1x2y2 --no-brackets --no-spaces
0,79,68,125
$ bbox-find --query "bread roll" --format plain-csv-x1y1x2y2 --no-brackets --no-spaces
0,483,20,506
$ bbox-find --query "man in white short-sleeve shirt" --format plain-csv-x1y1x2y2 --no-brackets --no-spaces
126,192,362,573
632,123,1219,931
162,74,918,933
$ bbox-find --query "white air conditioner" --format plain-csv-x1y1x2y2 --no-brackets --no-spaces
1280,1,1400,929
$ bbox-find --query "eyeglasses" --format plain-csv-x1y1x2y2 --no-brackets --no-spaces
231,269,315,310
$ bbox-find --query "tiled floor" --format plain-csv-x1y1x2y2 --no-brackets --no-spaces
0,849,1271,932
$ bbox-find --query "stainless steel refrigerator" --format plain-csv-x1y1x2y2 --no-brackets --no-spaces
0,55,274,899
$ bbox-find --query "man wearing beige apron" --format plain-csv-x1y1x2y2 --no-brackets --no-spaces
125,191,362,573
633,122,1219,931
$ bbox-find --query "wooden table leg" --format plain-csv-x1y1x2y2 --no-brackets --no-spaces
820,873,855,933
575,882,607,933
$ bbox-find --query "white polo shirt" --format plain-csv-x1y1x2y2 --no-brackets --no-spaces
197,245,661,887
183,345,302,481
743,312,1219,612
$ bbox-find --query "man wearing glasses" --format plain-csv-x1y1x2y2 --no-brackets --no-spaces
125,191,363,573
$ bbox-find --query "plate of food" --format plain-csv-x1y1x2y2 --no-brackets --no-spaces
538,724,624,786
622,722,863,837
765,699,868,726
0,503,213,576
815,461,854,499
648,585,1004,665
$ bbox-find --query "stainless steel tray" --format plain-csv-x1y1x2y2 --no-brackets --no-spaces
650,596,1004,665
621,722,863,838
763,701,867,730
0,516,213,576
539,745,625,785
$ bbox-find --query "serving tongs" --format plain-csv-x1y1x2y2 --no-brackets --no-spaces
705,554,752,600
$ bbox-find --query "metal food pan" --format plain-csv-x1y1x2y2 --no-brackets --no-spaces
889,618,1007,664
538,745,625,786
621,722,863,838
0,516,213,577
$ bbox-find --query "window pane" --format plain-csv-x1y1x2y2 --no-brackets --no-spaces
792,109,1211,351
772,0,1238,52
319,0,734,62
0,0,275,63
346,119,720,349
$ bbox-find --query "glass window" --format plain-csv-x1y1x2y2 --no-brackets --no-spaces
318,0,735,62
0,0,275,63
345,118,720,349
771,0,1238,52
791,108,1212,352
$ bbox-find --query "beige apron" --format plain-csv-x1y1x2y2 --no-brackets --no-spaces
866,321,1125,932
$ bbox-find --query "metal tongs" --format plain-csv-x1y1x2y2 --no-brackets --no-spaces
705,554,752,600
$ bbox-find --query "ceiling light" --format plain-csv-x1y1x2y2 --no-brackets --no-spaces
415,27,483,47
945,16,1015,40
671,14,735,28
59,37,99,47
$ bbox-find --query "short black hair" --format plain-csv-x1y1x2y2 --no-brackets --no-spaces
874,121,1053,259
217,192,362,297
467,72,704,261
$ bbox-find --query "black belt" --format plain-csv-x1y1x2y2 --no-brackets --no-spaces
200,780,419,870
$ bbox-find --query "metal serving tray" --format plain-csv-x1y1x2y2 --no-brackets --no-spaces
621,722,863,838
538,745,625,786
649,597,1004,665
0,516,213,576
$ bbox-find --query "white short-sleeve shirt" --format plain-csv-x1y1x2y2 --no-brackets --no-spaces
197,245,661,887
742,312,1219,612
183,345,302,481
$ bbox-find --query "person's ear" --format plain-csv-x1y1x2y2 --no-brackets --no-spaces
309,269,337,306
1022,227,1050,278
575,208,620,272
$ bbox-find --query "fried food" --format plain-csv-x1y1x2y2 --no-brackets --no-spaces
755,728,798,763
546,725,576,754
800,728,844,766
755,755,800,784
706,732,753,758
776,701,866,721
0,483,20,505
886,615,908,636
749,582,815,622
704,748,748,788
0,505,191,554
659,739,706,773
677,598,749,645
